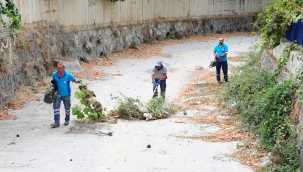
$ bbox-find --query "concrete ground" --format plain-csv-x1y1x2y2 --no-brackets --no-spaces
0,35,260,172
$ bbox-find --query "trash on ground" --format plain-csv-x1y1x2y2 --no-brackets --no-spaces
173,119,186,123
97,129,113,136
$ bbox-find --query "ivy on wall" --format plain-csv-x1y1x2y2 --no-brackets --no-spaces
253,0,303,49
0,0,21,30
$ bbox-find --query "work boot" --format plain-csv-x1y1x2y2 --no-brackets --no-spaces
50,122,60,128
217,81,222,84
224,77,228,82
64,121,69,126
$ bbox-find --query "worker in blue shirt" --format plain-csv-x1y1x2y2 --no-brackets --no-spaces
213,38,228,83
50,63,81,128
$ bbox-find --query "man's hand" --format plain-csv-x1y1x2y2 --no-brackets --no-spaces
77,80,82,83
153,82,158,88
217,56,221,60
157,80,161,84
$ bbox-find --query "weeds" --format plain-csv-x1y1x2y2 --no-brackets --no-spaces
147,97,165,116
222,52,301,171
108,94,175,120
109,93,144,120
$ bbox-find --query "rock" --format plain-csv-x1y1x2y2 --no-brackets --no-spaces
195,65,204,70
139,107,148,113
147,144,151,148
16,134,19,137
143,113,152,121
60,60,84,72
261,152,272,167
97,129,113,136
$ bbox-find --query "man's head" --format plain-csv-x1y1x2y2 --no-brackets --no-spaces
219,38,224,45
155,60,163,70
57,63,65,73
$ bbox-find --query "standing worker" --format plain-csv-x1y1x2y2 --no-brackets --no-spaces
50,63,81,128
151,60,168,98
213,38,228,83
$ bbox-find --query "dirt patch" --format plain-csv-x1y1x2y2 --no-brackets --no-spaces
176,69,223,109
0,107,17,120
72,58,116,80
177,64,268,171
230,142,267,171
6,86,40,110
66,122,113,135
0,86,41,120
228,56,246,62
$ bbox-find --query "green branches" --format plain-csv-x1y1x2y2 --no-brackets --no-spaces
223,53,300,171
72,83,105,121
254,0,303,49
0,0,21,30
109,93,144,120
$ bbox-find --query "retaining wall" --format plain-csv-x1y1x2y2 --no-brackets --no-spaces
0,15,257,110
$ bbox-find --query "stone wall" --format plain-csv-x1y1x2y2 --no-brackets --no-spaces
47,15,256,60
0,15,256,110
0,35,47,109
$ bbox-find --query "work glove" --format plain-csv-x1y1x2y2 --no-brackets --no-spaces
153,82,158,88
157,80,161,84
77,80,82,83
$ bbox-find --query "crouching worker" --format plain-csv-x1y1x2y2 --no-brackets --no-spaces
50,63,82,128
151,60,168,98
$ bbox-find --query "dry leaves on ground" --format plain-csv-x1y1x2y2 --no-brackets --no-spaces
6,86,39,110
185,109,266,171
176,64,267,170
230,142,267,171
109,32,251,59
228,56,246,62
72,58,116,80
0,107,17,120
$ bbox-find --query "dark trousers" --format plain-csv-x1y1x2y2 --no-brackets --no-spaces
216,61,228,82
153,79,166,98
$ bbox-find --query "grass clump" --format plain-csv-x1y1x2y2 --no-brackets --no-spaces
147,97,165,116
109,93,144,120
146,97,175,118
109,95,176,120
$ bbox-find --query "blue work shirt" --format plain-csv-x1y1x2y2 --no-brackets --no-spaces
52,71,76,96
213,44,228,61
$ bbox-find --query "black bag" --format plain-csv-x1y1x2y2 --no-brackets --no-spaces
51,79,58,91
43,79,58,104
44,90,55,104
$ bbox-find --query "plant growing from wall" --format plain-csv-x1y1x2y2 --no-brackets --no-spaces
0,0,21,30
253,0,303,49
222,53,301,171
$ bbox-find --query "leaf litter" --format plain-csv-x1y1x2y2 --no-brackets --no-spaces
176,66,268,171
